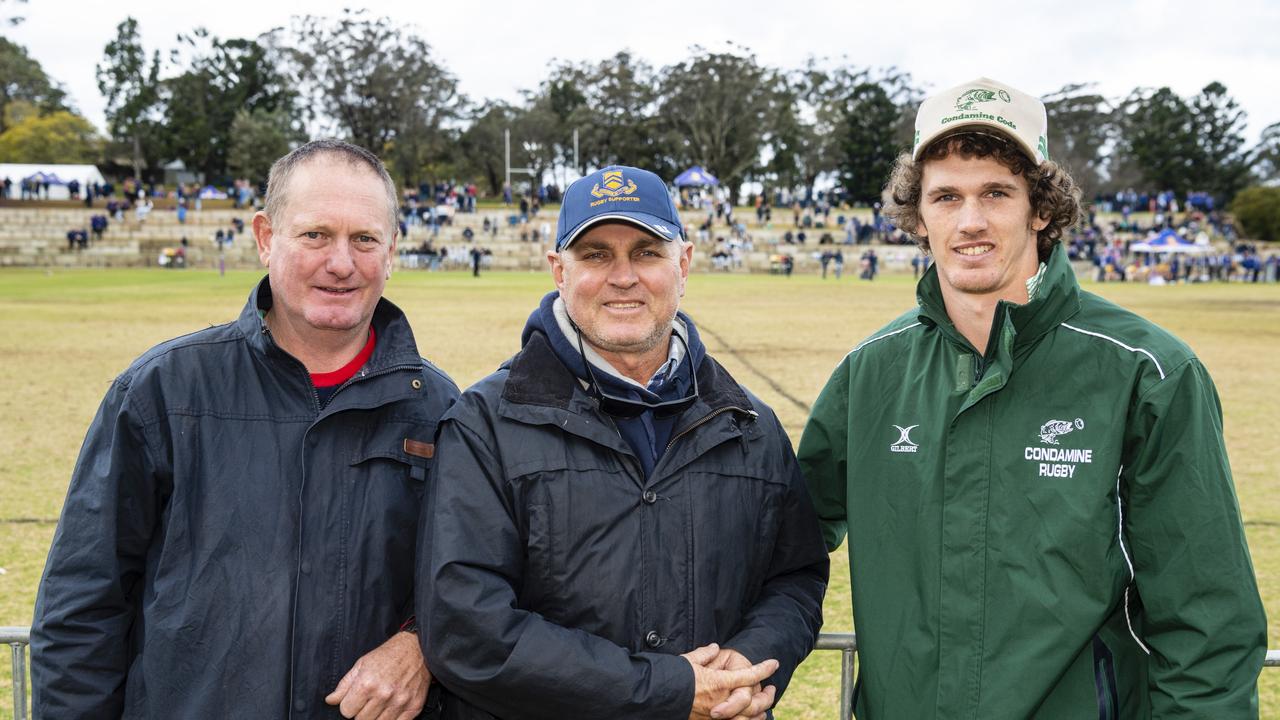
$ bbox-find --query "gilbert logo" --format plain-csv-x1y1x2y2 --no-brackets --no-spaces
1039,418,1084,445
590,170,638,199
890,424,919,453
955,87,1011,111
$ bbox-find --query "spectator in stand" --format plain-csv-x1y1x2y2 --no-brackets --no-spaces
860,248,878,280
90,215,109,242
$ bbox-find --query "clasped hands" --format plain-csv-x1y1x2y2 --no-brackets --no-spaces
684,643,779,720
320,632,778,720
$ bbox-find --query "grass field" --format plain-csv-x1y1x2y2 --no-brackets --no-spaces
2,266,1279,718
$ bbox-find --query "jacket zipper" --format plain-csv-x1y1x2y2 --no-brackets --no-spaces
664,406,758,455
285,359,419,712
321,362,421,412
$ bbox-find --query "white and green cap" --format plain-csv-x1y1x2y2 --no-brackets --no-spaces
912,77,1049,165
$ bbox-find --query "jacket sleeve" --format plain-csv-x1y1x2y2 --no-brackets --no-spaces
722,411,829,700
1122,359,1267,718
797,358,851,552
30,376,165,719
418,413,694,720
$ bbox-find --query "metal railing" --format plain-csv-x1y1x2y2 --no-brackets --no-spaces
815,631,858,715
3,626,29,720
2,627,1279,719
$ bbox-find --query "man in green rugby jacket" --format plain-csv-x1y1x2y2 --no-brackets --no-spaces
799,77,1267,719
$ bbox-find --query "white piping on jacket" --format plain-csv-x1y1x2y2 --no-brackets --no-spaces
1060,323,1166,380
1116,465,1152,655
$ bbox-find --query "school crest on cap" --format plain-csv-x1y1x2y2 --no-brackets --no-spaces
591,170,638,199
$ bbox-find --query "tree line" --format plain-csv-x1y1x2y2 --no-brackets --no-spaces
2,9,1279,210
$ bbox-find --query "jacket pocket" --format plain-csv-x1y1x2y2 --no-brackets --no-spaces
508,456,639,628
350,423,437,485
676,462,787,627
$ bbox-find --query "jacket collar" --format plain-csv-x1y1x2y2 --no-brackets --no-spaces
501,329,752,422
236,275,424,377
915,243,1081,353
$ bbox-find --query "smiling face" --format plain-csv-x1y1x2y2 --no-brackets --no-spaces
253,155,397,349
548,221,692,375
916,152,1048,304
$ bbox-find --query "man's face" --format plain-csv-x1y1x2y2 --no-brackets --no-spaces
548,222,692,363
917,152,1047,302
253,157,397,340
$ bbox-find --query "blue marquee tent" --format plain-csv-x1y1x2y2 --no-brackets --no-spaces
673,166,719,187
1131,229,1208,254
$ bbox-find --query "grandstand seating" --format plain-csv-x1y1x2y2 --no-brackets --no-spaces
0,204,923,274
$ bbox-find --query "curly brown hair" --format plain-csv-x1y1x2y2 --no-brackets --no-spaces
882,132,1082,261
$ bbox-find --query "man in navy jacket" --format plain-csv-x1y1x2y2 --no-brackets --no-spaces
419,166,828,719
32,140,458,719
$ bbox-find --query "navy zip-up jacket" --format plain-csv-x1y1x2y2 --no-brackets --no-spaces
419,315,829,719
31,279,458,719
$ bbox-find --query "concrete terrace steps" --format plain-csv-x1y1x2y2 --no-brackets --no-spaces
0,206,894,271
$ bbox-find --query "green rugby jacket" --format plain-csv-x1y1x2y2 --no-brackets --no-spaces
799,245,1266,719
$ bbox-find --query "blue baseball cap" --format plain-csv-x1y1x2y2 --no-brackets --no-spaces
555,165,685,251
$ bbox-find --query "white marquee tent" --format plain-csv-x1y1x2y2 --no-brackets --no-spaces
0,163,107,200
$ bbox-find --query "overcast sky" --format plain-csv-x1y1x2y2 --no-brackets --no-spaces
9,0,1280,147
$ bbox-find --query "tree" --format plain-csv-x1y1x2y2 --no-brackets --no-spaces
0,110,100,162
1189,81,1251,203
507,98,561,195
97,17,161,180
838,82,903,204
511,72,589,192
227,108,301,184
1229,186,1280,242
159,29,296,181
1042,84,1113,200
1117,83,1253,204
658,45,784,204
457,101,517,196
770,62,917,204
1253,121,1280,184
1116,87,1200,196
0,36,67,133
563,53,673,176
284,10,462,185
766,62,837,200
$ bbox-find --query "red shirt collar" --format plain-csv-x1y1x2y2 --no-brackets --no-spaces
311,327,377,388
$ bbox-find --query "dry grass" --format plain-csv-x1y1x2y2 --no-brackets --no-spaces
2,266,1278,718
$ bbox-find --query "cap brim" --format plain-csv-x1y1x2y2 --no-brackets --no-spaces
558,212,683,250
914,124,1040,165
